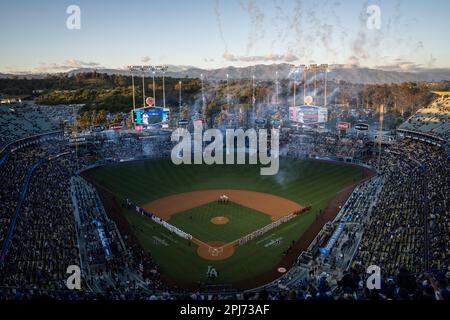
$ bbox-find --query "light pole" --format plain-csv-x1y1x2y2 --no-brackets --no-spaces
378,104,384,168
226,73,230,112
179,80,182,115
128,66,136,110
275,71,279,105
252,75,255,107
322,64,328,108
152,70,156,101
293,69,297,108
303,66,307,102
141,66,146,108
201,73,206,115
162,70,166,109
314,66,317,101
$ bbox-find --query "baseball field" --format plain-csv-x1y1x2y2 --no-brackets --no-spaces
87,158,367,287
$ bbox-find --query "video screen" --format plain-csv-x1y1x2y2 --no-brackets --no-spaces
289,106,328,124
133,107,169,128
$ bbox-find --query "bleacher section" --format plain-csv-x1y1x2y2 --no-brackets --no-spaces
398,93,450,145
0,104,78,148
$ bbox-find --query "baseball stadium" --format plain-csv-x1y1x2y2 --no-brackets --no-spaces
0,88,448,301
83,158,370,287
1,0,450,305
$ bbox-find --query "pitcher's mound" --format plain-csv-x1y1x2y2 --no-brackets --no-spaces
197,241,235,261
211,216,229,225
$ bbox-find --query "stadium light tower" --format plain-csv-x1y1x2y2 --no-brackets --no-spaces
149,65,168,107
252,75,256,108
378,104,384,167
152,70,156,102
179,80,182,115
300,65,306,102
295,64,327,106
311,64,318,102
141,66,147,108
226,73,230,111
275,71,279,105
293,68,298,108
162,68,166,109
321,64,329,108
127,66,136,110
201,73,206,114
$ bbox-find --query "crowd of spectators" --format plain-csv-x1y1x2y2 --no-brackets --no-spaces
286,132,368,159
398,95,450,143
71,175,164,294
0,135,174,300
0,157,79,296
0,120,448,300
355,140,449,275
0,104,72,147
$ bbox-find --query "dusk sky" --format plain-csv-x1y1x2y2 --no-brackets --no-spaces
1,0,449,73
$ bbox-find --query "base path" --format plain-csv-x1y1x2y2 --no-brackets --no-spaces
143,189,304,221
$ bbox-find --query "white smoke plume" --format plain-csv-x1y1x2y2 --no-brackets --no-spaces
214,0,228,53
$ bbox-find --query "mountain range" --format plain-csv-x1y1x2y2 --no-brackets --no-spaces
1,64,449,84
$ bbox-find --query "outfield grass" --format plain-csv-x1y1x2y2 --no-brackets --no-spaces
90,158,364,285
168,201,272,243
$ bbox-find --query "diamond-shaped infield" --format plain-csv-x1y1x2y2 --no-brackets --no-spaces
168,201,272,243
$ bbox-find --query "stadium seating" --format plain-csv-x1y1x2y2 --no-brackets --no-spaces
0,109,448,300
398,95,450,144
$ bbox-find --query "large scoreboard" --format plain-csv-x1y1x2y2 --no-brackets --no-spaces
289,105,328,124
132,106,170,128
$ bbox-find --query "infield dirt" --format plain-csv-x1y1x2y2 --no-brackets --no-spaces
142,189,304,221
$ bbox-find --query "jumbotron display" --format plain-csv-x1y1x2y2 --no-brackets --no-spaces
132,106,170,128
289,105,328,124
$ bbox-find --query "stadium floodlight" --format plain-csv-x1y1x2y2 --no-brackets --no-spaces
127,66,136,110
252,75,255,108
141,66,146,108
201,73,206,114
298,65,307,101
291,64,328,107
378,104,384,167
179,80,182,114
293,71,296,108
145,65,169,108
152,71,156,102
320,64,329,108
226,74,230,111
275,71,279,106
162,69,166,109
